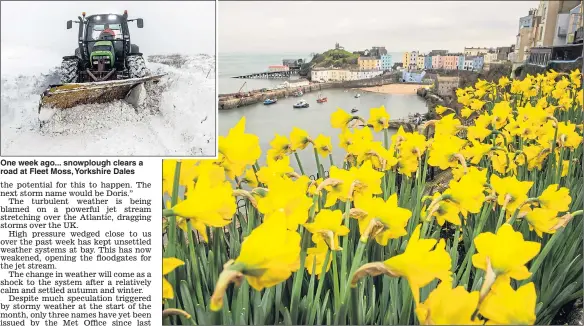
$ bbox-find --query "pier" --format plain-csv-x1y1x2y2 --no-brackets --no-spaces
233,69,300,79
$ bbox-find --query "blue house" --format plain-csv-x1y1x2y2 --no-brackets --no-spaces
472,56,484,70
424,56,433,69
457,55,465,70
380,54,393,71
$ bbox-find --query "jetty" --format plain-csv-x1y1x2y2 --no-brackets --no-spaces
233,70,300,79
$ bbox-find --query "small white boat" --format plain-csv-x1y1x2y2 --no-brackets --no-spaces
355,93,361,98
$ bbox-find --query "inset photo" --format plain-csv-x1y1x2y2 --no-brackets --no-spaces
1,1,216,157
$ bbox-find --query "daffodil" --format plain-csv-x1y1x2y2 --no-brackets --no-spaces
490,175,533,213
427,134,466,170
557,122,583,149
270,134,292,155
479,281,537,325
258,175,313,231
491,101,512,129
233,212,301,291
290,127,312,151
498,76,510,88
447,168,487,215
416,280,481,325
421,192,461,226
354,193,412,245
463,140,491,165
304,209,349,250
434,114,462,136
169,173,236,241
162,159,200,195
256,155,294,185
219,117,262,179
538,184,571,213
305,240,332,278
524,207,558,237
472,224,541,280
163,257,185,299
367,106,390,132
313,134,333,157
331,108,354,129
383,224,452,303
241,167,259,188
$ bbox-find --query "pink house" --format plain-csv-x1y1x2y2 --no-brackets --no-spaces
432,55,443,69
443,56,455,70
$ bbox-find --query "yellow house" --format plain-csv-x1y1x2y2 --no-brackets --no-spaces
402,52,411,67
358,57,380,70
417,55,425,70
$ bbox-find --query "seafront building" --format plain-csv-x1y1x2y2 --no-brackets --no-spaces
416,55,425,70
311,67,383,83
358,57,380,70
380,54,393,71
464,47,489,56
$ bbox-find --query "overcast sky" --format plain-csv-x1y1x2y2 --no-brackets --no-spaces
1,1,215,56
219,1,539,54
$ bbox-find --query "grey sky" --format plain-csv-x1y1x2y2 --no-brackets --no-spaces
1,1,215,56
219,1,539,54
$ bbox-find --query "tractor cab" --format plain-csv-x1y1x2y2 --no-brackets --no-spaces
66,11,144,82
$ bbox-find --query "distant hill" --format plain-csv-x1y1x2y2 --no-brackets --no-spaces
299,49,360,76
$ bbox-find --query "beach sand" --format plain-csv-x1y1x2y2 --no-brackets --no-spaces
358,84,430,95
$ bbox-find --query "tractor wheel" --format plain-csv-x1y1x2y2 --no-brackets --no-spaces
126,55,150,78
59,58,79,84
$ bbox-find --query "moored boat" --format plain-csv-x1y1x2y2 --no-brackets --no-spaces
354,93,361,98
293,99,309,108
351,107,358,113
264,98,277,105
317,93,327,103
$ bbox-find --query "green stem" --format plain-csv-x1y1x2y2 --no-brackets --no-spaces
294,151,306,175
314,147,324,179
335,239,367,325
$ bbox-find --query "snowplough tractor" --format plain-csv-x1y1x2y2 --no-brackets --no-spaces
39,11,164,120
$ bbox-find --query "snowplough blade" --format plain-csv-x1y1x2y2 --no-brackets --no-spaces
39,74,165,110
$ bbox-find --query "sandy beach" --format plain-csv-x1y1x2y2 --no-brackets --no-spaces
358,83,430,95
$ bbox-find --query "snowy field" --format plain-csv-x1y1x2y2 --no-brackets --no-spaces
0,43,216,156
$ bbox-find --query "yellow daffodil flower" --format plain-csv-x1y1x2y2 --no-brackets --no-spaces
331,108,354,129
270,133,292,155
304,209,350,250
479,281,537,325
367,106,390,132
234,212,301,291
524,207,558,237
305,240,332,278
354,193,412,245
258,175,313,230
416,280,482,325
314,134,333,157
219,117,262,179
290,127,312,151
490,175,533,213
256,155,294,185
384,224,452,303
472,224,540,280
538,184,571,213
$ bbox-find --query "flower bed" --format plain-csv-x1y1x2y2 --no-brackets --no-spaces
162,69,583,325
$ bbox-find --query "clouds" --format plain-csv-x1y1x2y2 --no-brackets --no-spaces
219,1,538,53
1,1,215,56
